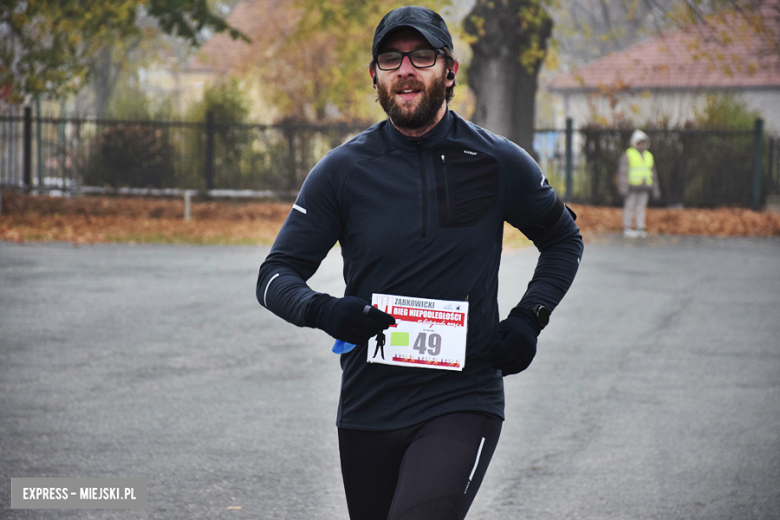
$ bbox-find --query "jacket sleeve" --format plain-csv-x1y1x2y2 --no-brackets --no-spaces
502,144,584,317
256,157,343,326
618,153,629,197
651,164,662,199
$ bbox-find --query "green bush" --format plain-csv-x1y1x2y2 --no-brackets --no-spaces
106,84,152,121
683,93,761,206
83,124,175,188
579,121,635,206
187,78,250,124
186,78,255,189
694,92,760,130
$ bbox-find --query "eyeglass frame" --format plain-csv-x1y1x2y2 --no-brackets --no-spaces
373,48,447,71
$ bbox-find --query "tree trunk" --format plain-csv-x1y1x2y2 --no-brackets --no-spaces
92,40,135,119
464,0,552,157
92,45,114,119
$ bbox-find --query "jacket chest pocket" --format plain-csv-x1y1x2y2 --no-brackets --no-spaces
433,144,500,228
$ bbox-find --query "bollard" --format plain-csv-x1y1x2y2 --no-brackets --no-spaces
184,190,193,221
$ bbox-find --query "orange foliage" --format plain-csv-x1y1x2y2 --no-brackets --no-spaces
0,192,289,245
1,193,779,246
568,204,780,238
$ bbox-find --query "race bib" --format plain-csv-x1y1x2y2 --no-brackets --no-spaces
367,294,469,371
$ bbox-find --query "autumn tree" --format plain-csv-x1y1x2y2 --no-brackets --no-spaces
552,0,779,69
228,0,450,123
464,0,553,154
657,0,779,70
0,0,246,106
551,0,675,65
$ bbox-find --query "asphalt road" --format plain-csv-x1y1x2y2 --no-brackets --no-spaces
1,235,779,519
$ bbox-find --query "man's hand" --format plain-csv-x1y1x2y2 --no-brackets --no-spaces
305,294,395,344
484,308,540,376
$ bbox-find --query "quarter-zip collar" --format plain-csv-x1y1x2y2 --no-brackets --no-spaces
381,108,454,152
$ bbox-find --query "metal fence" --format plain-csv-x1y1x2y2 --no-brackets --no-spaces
2,107,778,209
0,107,365,197
534,120,778,210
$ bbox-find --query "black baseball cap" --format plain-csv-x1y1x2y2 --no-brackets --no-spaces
372,6,453,56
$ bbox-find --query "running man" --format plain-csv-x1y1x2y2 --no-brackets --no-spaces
256,6,583,519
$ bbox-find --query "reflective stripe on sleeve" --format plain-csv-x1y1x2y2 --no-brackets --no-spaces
263,273,281,307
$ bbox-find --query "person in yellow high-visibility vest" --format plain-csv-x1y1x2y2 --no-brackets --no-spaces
618,130,661,238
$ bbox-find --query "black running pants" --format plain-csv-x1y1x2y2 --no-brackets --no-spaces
338,412,502,520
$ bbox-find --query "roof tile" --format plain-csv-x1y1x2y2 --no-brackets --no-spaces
548,4,780,91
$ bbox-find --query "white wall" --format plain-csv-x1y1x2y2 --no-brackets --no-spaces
551,88,780,133
743,91,780,134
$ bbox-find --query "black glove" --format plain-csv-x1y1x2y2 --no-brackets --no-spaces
305,294,395,344
484,307,541,376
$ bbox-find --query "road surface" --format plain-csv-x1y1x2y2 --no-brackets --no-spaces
1,235,778,519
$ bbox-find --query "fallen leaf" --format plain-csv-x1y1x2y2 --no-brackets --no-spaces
2,192,779,246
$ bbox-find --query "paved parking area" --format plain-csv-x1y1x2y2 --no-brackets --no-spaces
1,236,779,519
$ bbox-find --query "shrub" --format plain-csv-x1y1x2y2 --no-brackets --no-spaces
83,124,175,188
186,78,254,189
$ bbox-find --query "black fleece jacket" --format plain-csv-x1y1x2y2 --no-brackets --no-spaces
257,110,583,431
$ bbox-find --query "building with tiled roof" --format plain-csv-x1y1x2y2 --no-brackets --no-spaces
144,0,296,123
547,3,780,132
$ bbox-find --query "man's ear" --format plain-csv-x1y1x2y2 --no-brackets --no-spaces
446,61,460,87
369,68,377,86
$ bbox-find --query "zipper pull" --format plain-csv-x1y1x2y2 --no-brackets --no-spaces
441,154,445,164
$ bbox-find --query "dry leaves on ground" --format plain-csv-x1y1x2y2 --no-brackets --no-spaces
0,191,290,245
569,204,780,237
1,192,779,246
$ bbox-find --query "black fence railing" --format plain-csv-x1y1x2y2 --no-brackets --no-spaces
0,107,365,196
534,120,778,210
576,125,776,209
2,108,778,209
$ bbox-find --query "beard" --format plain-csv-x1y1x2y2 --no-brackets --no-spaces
376,72,447,132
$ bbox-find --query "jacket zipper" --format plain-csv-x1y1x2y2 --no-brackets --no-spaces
440,153,451,220
416,141,427,239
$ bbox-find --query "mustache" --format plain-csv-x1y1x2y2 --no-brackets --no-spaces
392,80,425,92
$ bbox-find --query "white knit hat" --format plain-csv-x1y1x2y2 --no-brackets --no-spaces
630,129,649,148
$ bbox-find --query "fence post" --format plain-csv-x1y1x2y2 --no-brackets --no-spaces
23,106,32,189
36,97,43,188
768,138,775,195
770,138,777,194
205,111,215,192
565,117,573,202
285,125,297,190
753,118,764,211
59,100,67,190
